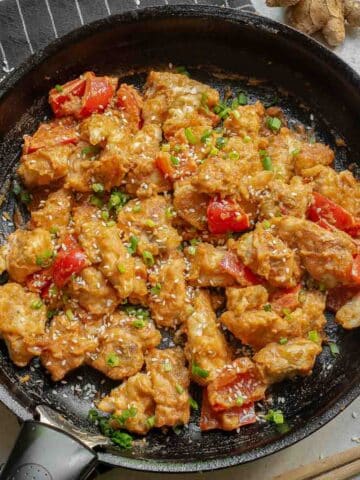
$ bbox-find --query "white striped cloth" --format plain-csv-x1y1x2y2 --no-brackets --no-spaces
0,0,254,83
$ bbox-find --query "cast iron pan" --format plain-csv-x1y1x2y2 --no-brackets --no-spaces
0,5,360,479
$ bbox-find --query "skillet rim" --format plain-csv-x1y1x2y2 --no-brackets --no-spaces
0,4,360,473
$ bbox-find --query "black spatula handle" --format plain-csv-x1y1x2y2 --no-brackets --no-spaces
0,421,98,480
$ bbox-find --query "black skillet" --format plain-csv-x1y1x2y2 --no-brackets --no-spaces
0,5,360,479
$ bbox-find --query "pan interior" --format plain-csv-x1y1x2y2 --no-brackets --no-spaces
0,7,360,471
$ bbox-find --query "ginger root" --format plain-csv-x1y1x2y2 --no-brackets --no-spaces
266,0,360,45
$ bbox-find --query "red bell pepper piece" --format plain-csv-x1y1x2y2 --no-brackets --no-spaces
270,285,301,312
207,196,250,234
308,192,355,231
220,251,263,286
326,285,360,312
116,83,143,130
49,77,86,117
79,72,117,118
200,390,256,431
26,269,53,295
207,359,266,412
52,235,87,288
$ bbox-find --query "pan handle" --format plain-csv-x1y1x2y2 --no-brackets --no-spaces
0,420,98,480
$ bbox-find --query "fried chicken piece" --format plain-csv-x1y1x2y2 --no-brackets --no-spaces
223,102,265,138
5,228,53,283
0,283,46,366
274,216,356,287
336,293,360,329
31,188,72,234
185,290,232,385
66,267,119,315
117,195,181,256
265,128,302,181
148,253,186,328
254,338,321,384
110,311,161,351
19,144,73,187
41,314,98,381
146,347,190,428
187,243,235,288
231,222,301,288
173,178,208,230
98,373,156,435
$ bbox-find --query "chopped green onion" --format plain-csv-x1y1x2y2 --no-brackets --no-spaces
329,342,340,356
132,204,141,213
201,129,212,143
243,135,252,143
189,397,198,410
47,309,58,320
127,235,139,255
232,109,240,120
31,299,43,310
210,147,219,156
188,246,196,256
145,219,156,228
163,359,172,372
219,107,231,119
109,190,130,210
236,396,244,406
238,92,248,105
266,117,282,132
65,309,74,321
176,66,189,76
124,305,150,320
142,250,155,267
175,384,184,394
263,220,271,229
229,151,240,160
165,206,175,219
170,155,179,166
113,406,137,426
132,318,146,329
90,195,103,208
111,431,133,449
101,210,110,221
92,183,104,193
231,98,239,109
161,143,170,152
106,220,116,227
150,283,161,295
261,153,273,171
81,145,101,156
12,180,32,204
21,190,32,205
146,416,156,428
279,337,288,345
106,352,120,367
215,137,227,150
35,250,54,267
184,127,198,145
308,330,320,343
49,226,59,235
282,308,292,317
309,135,316,144
49,285,58,297
266,409,284,425
191,362,209,379
318,282,327,292
291,148,300,156
117,264,126,274
263,304,272,312
54,84,63,92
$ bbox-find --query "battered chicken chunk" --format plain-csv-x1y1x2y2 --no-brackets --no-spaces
185,290,232,385
223,102,265,138
254,338,321,384
31,188,72,234
41,314,98,381
274,216,357,287
66,267,119,315
5,228,53,283
231,222,301,288
0,283,46,366
187,243,235,288
335,294,360,329
173,178,208,230
98,373,156,435
117,195,181,256
293,142,334,175
148,253,187,328
111,311,161,351
146,348,190,428
19,144,73,187
258,177,312,220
